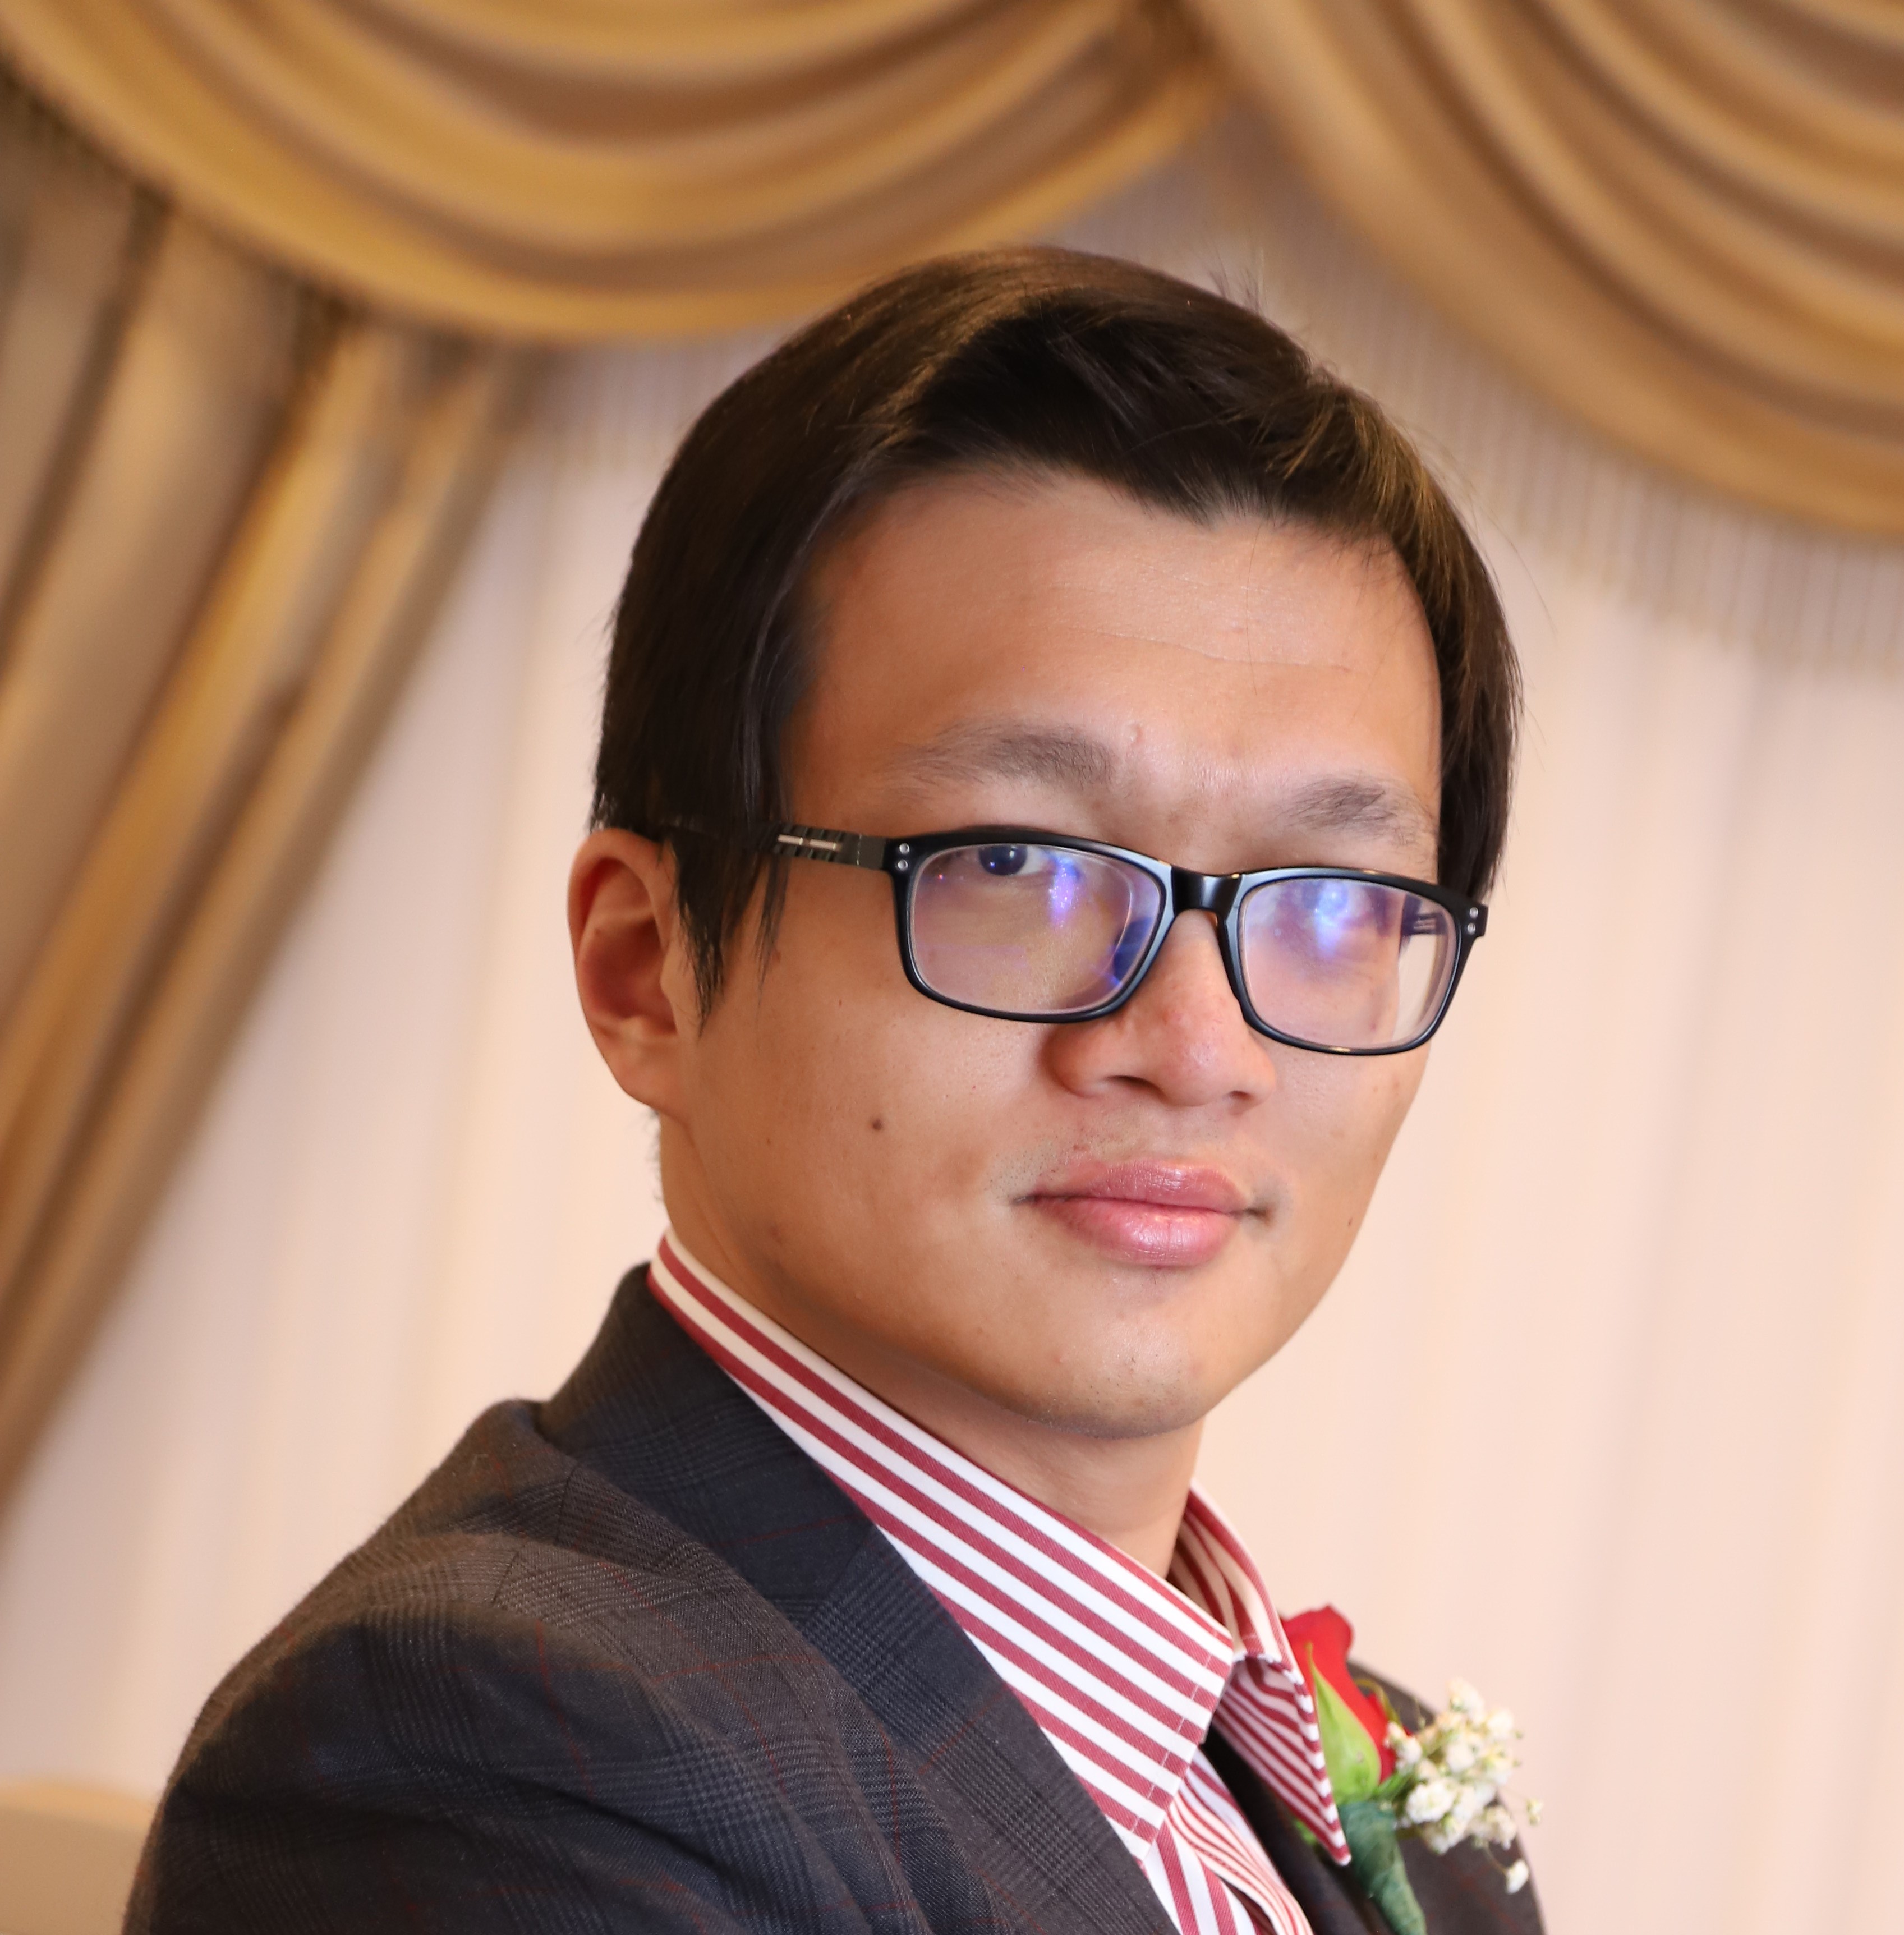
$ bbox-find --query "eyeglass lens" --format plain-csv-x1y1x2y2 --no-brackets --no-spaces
908,843,1457,1050
910,844,1163,1015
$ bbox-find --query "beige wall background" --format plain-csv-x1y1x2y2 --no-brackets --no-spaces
2,119,1902,1935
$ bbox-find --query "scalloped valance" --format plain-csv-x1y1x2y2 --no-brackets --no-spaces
0,0,1216,338
1189,0,1904,537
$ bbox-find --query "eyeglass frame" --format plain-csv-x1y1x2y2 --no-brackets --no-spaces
684,821,1487,1057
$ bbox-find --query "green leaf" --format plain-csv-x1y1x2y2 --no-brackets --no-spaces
1306,1646,1384,1803
1340,1799,1428,1935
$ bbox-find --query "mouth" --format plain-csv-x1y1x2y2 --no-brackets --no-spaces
1020,1160,1254,1268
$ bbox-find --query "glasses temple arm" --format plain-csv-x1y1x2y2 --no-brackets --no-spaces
767,824,890,871
651,820,889,871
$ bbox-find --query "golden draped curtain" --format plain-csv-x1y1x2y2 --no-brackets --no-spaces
3,0,1896,517
0,0,1213,334
0,0,1897,1504
1188,0,1904,537
0,90,537,1502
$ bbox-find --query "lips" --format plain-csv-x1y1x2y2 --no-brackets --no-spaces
1023,1161,1252,1267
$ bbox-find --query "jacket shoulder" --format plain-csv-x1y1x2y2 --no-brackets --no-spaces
128,1399,855,1932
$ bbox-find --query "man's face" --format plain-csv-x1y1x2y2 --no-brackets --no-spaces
619,472,1442,1444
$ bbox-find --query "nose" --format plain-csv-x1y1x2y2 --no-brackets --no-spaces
1043,908,1276,1108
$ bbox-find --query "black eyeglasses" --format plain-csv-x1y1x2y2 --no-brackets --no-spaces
694,823,1485,1056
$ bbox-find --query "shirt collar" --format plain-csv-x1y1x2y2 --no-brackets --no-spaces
649,1230,1349,1865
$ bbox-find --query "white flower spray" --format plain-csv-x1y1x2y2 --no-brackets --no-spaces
1381,1679,1541,1892
1290,1610,1543,1935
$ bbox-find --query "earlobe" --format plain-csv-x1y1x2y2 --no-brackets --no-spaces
569,829,690,1115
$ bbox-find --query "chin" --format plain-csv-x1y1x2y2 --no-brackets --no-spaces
968,1284,1287,1442
992,1357,1232,1442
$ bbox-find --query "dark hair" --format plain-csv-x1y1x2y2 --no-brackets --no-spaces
595,246,1519,1008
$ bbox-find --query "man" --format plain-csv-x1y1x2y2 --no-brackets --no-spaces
131,249,1530,1934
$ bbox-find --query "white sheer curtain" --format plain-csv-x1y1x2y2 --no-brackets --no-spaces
2,116,1901,1935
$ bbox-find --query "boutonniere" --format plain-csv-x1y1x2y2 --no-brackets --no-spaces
1285,1607,1541,1935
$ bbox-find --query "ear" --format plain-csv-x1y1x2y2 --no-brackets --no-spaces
569,828,695,1120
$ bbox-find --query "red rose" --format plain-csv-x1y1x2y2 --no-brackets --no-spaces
1284,1605,1396,1781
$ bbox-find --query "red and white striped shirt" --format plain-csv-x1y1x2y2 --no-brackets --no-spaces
651,1232,1352,1935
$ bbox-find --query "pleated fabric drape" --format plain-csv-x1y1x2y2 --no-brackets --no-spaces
0,0,1217,336
4,0,1896,533
1187,0,1904,534
0,85,532,1499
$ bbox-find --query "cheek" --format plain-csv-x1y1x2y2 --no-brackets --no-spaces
691,888,1037,1233
1277,1051,1425,1243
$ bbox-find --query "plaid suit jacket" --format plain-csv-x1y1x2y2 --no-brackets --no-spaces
129,1268,1543,1935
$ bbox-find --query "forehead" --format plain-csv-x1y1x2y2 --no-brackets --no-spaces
793,472,1442,864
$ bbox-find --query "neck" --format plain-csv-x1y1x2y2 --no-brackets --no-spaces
665,1215,1201,1578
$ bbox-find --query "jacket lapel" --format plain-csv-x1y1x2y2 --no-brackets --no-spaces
542,1268,1173,1935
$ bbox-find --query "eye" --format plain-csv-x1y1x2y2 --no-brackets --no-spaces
975,844,1090,912
976,844,1031,876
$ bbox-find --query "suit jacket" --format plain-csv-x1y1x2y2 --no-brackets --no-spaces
129,1268,1543,1935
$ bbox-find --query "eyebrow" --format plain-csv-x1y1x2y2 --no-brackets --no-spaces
1273,775,1440,850
884,720,1117,793
883,719,1437,851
